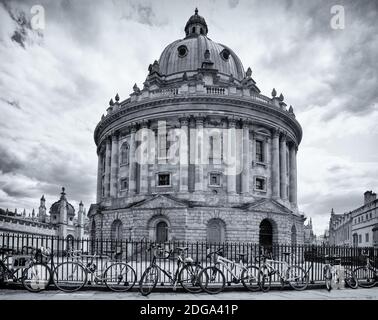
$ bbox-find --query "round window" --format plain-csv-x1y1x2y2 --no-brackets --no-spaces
220,49,230,61
178,45,188,58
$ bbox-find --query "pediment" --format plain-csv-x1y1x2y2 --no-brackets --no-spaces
131,195,188,209
243,199,292,214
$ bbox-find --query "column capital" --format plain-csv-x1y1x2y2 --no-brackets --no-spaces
242,119,250,129
130,123,137,133
179,117,189,126
195,117,204,127
271,127,280,138
280,131,288,141
228,117,236,128
141,120,149,129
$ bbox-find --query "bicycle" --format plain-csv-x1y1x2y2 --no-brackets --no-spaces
353,251,377,288
52,249,136,292
322,255,358,291
259,252,308,291
139,243,203,296
198,247,261,294
0,246,52,292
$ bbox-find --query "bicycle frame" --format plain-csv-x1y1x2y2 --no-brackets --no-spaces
215,255,247,282
262,259,290,282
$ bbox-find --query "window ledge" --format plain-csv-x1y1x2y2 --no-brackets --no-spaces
253,161,267,167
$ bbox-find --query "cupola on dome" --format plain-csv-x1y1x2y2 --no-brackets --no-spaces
158,8,245,81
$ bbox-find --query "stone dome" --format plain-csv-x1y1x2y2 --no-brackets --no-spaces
158,36,245,81
157,8,245,81
49,188,75,217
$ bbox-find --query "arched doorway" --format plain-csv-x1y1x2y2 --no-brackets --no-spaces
156,221,168,243
352,233,358,247
259,219,273,252
291,225,297,245
207,219,225,243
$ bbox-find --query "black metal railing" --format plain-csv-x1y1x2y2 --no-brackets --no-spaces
0,232,377,288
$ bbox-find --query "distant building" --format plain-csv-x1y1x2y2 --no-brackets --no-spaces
328,190,378,247
303,218,316,245
0,188,89,241
328,208,352,246
351,191,377,247
316,229,329,245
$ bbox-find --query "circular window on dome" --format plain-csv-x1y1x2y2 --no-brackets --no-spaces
220,49,230,61
178,45,188,58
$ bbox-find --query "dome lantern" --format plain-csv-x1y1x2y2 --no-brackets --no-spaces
184,8,208,37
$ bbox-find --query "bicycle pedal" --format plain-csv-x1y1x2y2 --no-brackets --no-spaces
227,282,231,286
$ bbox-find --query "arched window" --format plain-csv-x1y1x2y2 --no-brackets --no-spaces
192,26,196,34
66,235,75,251
91,220,96,253
259,219,273,249
200,28,203,34
111,219,123,242
120,142,130,165
291,225,297,245
207,219,225,243
156,221,168,243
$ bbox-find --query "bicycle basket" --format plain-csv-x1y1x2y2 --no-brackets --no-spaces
35,248,52,264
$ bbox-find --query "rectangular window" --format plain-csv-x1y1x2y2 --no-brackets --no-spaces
365,233,369,242
255,140,264,162
158,173,171,186
120,178,129,190
359,234,362,243
209,173,221,186
370,212,372,219
255,177,266,191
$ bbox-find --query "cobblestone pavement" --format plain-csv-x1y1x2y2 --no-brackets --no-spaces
0,287,377,300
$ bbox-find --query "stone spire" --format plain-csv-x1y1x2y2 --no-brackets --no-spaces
39,195,47,223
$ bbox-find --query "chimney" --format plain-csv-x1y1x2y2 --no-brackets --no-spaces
364,190,377,205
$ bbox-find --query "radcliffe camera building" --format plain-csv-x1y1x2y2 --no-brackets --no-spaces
88,9,305,246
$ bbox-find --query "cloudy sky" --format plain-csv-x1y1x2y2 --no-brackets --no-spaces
0,0,377,235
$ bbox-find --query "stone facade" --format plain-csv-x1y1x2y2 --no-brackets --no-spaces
0,188,89,243
328,191,378,248
89,9,305,246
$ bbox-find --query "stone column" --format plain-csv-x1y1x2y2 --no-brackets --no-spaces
104,136,111,197
226,118,237,194
279,133,288,200
96,145,103,203
194,117,204,192
241,120,250,194
128,125,137,195
110,131,119,198
271,129,280,199
139,122,149,194
289,142,298,205
179,117,189,192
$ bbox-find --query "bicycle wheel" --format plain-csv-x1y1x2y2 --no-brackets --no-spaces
179,264,203,293
241,265,260,292
52,261,87,292
139,266,159,296
22,263,51,292
324,266,332,291
104,262,136,292
259,265,271,292
198,266,225,294
354,267,377,288
287,266,308,291
344,269,358,289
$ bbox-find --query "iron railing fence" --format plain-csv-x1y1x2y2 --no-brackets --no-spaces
1,232,377,288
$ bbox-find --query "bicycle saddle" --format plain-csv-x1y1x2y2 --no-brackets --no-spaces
237,253,246,257
177,247,188,251
282,252,292,256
